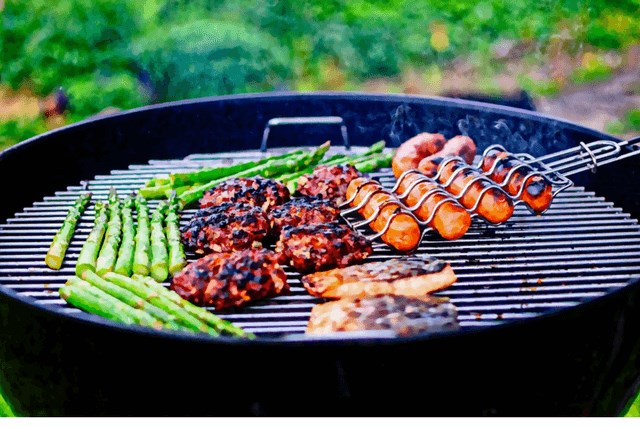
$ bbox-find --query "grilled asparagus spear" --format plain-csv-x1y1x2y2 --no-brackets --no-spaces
45,192,92,270
133,195,151,276
133,274,253,338
150,201,169,282
114,196,136,276
81,270,182,329
61,277,163,329
139,150,306,199
353,152,394,172
168,149,305,188
76,201,109,275
279,143,390,193
179,142,330,207
96,188,122,276
104,273,217,336
166,193,186,275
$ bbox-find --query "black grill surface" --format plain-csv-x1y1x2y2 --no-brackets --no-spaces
1,146,640,338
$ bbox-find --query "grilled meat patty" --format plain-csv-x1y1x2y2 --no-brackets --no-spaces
200,176,290,211
275,223,372,273
181,202,269,253
171,248,288,309
306,294,459,336
297,164,362,205
267,196,340,236
302,256,457,299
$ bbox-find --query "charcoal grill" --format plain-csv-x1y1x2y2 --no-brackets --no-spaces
1,92,640,416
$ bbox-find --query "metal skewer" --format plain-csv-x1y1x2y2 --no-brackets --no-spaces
341,136,640,252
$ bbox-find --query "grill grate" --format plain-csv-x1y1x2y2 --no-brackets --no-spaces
1,146,640,338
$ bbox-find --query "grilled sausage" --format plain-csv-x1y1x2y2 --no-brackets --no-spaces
480,151,554,214
418,135,477,177
392,133,446,178
396,171,472,240
437,159,514,224
346,178,421,252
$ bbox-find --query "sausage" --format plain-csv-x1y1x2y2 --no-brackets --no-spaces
392,133,446,178
437,159,514,224
396,171,472,240
418,135,477,177
480,152,553,214
346,178,421,252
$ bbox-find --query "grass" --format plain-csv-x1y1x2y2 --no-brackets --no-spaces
0,390,15,417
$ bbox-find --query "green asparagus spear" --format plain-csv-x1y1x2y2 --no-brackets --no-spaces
114,196,136,276
277,142,387,185
76,201,109,275
61,277,163,329
353,152,394,172
45,192,92,270
163,185,192,199
319,153,349,164
81,270,182,329
133,195,151,276
362,140,386,155
138,184,173,200
169,149,305,188
145,176,171,188
104,272,217,336
179,142,331,207
166,193,186,274
96,188,122,276
150,201,169,282
133,274,253,338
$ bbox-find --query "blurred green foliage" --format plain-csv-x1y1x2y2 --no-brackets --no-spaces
0,0,639,145
0,117,48,151
0,0,142,93
625,109,640,131
132,20,290,100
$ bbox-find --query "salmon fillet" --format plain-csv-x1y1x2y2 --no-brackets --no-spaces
306,294,459,336
302,256,457,299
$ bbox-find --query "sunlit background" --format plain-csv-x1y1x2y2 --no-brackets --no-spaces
1,0,639,150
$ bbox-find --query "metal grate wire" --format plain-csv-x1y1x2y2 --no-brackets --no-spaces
1,146,640,337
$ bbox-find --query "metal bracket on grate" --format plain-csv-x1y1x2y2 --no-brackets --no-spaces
260,116,351,152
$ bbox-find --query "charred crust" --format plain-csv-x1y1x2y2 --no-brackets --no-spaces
199,176,290,211
297,164,362,204
181,202,269,253
275,223,372,273
170,248,289,309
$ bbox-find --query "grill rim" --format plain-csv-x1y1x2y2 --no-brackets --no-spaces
0,91,634,344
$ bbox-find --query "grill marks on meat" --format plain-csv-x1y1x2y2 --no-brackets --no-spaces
200,177,290,211
275,223,372,273
267,196,340,236
302,256,457,299
181,203,269,253
306,294,459,336
170,248,288,309
297,164,361,205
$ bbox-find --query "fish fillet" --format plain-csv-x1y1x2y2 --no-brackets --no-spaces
302,256,457,299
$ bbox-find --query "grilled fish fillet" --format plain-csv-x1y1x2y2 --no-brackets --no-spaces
306,294,459,336
302,256,456,299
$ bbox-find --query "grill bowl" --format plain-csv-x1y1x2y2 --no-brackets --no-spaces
1,92,640,415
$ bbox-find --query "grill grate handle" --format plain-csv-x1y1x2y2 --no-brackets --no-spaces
482,135,640,178
260,116,351,152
